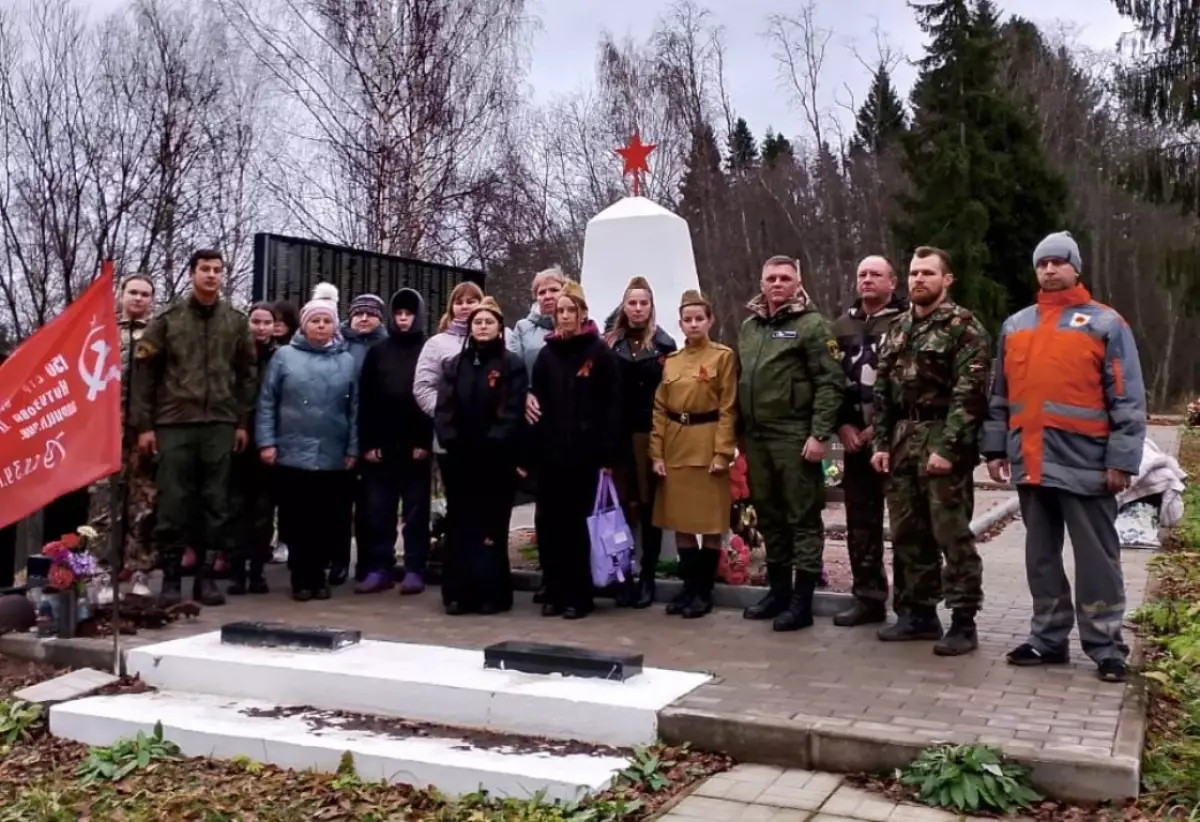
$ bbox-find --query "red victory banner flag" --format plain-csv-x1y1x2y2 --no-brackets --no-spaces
0,262,122,530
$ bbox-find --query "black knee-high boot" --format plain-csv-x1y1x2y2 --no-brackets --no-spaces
666,548,696,615
682,549,718,619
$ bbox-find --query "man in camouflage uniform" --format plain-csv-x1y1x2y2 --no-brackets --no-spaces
832,256,908,626
739,255,844,632
871,246,991,656
88,274,158,593
132,250,257,607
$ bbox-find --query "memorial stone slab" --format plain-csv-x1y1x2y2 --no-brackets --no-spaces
483,640,644,681
220,621,361,651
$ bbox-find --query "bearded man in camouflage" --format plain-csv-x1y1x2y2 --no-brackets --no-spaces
132,250,257,607
871,246,991,656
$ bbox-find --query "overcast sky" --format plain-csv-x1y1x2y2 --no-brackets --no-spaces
524,0,1131,141
75,0,1131,144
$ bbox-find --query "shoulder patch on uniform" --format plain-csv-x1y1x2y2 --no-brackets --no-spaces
825,339,841,360
1068,312,1091,328
134,339,157,360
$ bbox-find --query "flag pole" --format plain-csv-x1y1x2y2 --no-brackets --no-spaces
110,260,127,677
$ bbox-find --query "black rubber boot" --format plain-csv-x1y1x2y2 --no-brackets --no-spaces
934,610,979,656
665,549,697,615
158,573,183,607
682,550,717,619
773,572,816,632
833,599,888,627
633,544,661,609
744,563,792,620
248,558,269,594
193,570,226,607
226,560,248,596
878,605,944,642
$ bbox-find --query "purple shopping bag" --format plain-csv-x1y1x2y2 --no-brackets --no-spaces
588,472,634,588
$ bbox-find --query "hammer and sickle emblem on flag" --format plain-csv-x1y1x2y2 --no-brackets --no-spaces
78,324,119,402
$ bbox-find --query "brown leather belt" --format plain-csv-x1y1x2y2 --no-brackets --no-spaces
666,410,719,425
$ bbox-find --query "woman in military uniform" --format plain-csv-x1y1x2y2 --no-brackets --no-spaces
649,290,738,619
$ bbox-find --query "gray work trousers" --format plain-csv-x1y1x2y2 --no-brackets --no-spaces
1017,486,1129,664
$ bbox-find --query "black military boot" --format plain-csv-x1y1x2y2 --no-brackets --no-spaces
833,598,888,627
773,571,816,632
744,564,791,620
934,610,978,656
665,549,696,615
193,570,227,607
682,550,717,619
877,605,944,642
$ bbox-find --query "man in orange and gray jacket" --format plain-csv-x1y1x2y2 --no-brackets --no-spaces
982,231,1146,684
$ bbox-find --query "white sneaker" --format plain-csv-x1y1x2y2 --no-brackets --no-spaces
95,572,114,606
130,572,152,597
271,543,289,564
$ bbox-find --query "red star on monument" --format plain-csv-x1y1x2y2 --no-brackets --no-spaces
616,133,656,197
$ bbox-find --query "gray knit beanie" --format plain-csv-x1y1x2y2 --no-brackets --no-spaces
349,293,386,319
1032,231,1082,272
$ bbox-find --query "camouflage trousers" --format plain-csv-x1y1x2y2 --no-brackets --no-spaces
745,435,825,576
87,437,158,572
1017,486,1128,664
885,436,982,613
842,449,888,604
153,423,236,575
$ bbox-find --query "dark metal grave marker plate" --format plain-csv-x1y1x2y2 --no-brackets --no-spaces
483,640,643,681
220,621,361,651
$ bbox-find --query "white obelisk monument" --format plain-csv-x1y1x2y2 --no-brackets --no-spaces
580,135,700,348
580,136,704,560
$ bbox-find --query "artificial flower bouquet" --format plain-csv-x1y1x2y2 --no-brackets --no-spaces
41,526,101,594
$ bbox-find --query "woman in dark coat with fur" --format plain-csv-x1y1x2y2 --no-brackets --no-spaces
527,280,621,620
434,297,528,615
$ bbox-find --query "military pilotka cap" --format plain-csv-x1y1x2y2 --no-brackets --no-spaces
679,289,711,311
1033,231,1082,271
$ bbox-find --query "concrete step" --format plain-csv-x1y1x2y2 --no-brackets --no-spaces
125,632,710,747
50,691,627,801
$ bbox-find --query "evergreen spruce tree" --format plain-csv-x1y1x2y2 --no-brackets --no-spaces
678,123,726,275
851,63,907,154
761,129,794,168
725,118,759,173
896,0,1067,330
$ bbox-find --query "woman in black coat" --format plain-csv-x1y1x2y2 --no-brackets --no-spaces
605,276,676,608
433,297,528,615
527,280,621,620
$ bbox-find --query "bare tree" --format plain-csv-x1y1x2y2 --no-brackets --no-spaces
219,0,530,261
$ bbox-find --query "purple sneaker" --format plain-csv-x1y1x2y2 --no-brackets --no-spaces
399,571,425,595
354,572,394,594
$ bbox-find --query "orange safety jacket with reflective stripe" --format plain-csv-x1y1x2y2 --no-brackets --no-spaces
981,284,1146,496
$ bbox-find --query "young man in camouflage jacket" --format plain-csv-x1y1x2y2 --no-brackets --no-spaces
132,250,258,606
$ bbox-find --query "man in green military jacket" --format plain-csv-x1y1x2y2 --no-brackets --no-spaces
871,246,991,656
738,254,844,632
132,250,258,607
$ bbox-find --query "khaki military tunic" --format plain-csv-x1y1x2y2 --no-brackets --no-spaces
649,338,738,535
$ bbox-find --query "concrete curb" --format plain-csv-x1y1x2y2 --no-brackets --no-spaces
513,498,1017,616
656,706,1139,803
0,632,132,675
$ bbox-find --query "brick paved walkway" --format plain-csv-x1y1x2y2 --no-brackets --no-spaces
7,427,1176,802
664,764,1031,822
